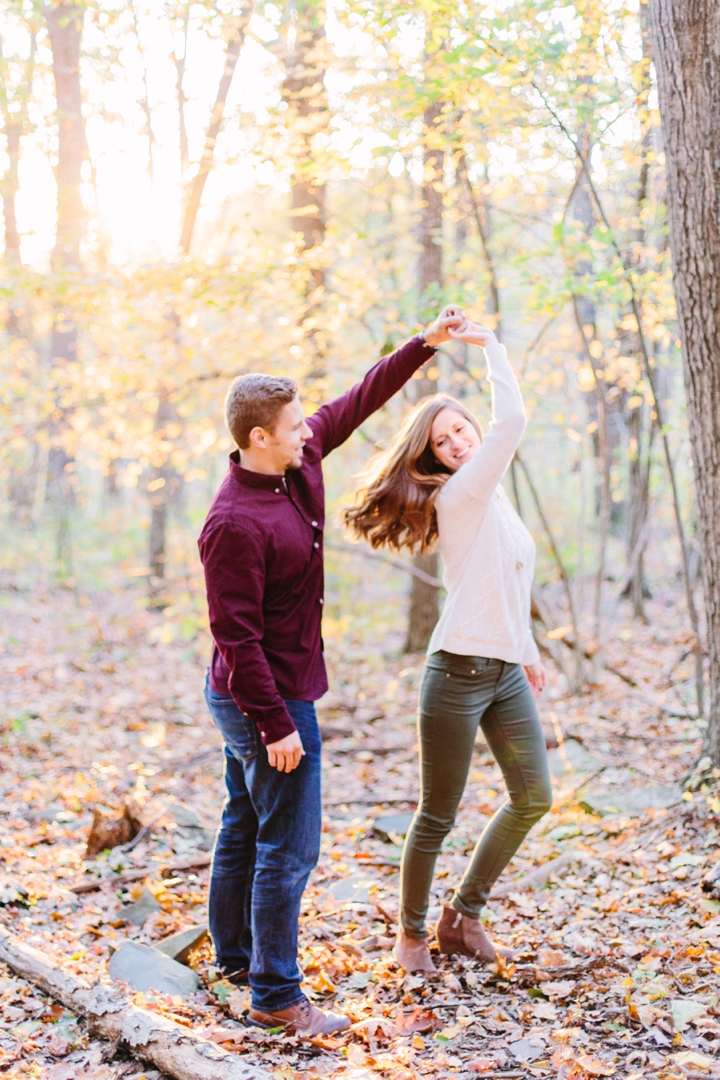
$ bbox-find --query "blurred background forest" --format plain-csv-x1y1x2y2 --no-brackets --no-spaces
0,0,704,712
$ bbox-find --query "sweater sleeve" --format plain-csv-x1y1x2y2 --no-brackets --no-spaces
440,341,526,513
199,520,297,745
308,336,433,457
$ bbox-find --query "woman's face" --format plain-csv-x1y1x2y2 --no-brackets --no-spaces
429,408,481,472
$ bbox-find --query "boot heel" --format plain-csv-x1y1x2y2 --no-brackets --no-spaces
435,905,463,956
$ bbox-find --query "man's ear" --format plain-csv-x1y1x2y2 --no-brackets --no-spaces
248,425,269,450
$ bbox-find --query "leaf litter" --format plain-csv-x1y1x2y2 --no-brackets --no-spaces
0,579,719,1079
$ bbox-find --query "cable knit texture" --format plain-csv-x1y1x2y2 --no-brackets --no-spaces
427,342,540,667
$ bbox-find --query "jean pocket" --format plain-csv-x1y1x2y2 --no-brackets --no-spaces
428,653,491,678
205,691,258,762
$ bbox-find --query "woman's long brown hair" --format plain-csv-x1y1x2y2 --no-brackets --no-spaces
343,394,482,553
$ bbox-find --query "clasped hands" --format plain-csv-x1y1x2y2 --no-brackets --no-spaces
423,304,498,349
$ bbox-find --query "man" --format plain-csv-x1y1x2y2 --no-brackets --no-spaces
198,306,466,1035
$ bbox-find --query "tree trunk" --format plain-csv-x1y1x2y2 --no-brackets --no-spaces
623,2,655,618
649,0,720,761
405,100,443,653
179,4,252,253
45,2,86,574
149,7,250,591
282,0,329,376
1,122,21,263
45,3,84,269
0,926,268,1080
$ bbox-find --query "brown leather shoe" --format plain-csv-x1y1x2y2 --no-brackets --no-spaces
393,931,437,974
248,999,351,1036
436,904,515,963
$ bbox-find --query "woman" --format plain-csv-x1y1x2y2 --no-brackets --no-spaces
344,320,552,973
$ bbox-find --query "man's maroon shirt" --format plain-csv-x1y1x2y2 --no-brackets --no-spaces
198,336,433,746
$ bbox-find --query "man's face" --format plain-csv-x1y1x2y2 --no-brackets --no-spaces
265,397,313,472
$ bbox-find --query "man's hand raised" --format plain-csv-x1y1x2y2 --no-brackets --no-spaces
423,304,469,348
266,730,305,773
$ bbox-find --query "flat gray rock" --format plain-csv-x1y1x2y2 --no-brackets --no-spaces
548,739,602,778
372,812,415,842
156,924,208,965
121,885,161,926
166,801,203,828
320,873,377,904
579,784,681,817
109,940,200,997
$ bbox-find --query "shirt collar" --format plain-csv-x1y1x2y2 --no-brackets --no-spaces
228,450,285,491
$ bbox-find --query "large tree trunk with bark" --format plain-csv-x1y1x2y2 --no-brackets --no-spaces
405,100,443,654
649,0,720,762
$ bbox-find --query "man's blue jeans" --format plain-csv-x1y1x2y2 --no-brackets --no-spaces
204,676,321,1012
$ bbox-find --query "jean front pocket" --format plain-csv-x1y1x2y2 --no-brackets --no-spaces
205,689,258,762
427,652,491,679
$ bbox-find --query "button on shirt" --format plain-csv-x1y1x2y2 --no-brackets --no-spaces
198,336,433,745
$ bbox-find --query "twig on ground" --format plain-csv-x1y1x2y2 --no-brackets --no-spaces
71,853,212,894
492,849,581,898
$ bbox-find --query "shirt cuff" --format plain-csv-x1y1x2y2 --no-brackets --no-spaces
245,704,298,746
416,331,438,352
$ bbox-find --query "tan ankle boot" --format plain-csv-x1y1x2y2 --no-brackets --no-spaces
248,998,350,1036
393,930,437,973
436,905,515,963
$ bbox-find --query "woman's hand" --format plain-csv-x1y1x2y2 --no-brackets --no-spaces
447,320,498,348
423,305,470,347
523,662,547,698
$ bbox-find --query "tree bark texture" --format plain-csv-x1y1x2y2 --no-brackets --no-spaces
0,926,268,1080
649,0,720,761
45,2,85,268
406,100,444,653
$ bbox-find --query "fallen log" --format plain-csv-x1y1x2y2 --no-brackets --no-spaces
0,925,267,1080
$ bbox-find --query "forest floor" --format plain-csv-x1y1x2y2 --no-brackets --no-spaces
0,575,719,1080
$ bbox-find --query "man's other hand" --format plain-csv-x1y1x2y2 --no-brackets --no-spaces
423,304,468,347
266,730,305,772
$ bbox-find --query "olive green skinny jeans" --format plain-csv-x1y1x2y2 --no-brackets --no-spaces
400,651,552,939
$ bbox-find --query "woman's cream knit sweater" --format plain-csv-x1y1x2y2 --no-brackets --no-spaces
427,341,540,667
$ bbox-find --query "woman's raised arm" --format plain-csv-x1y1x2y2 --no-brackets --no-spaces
442,323,526,506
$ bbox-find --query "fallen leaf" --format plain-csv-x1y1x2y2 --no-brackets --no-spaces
671,1050,715,1070
394,1006,441,1035
468,1058,502,1073
670,997,707,1031
576,1055,616,1076
541,979,576,1000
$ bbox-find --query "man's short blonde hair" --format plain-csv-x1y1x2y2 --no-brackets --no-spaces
225,373,298,449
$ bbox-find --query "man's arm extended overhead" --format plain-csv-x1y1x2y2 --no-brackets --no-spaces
308,307,466,457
